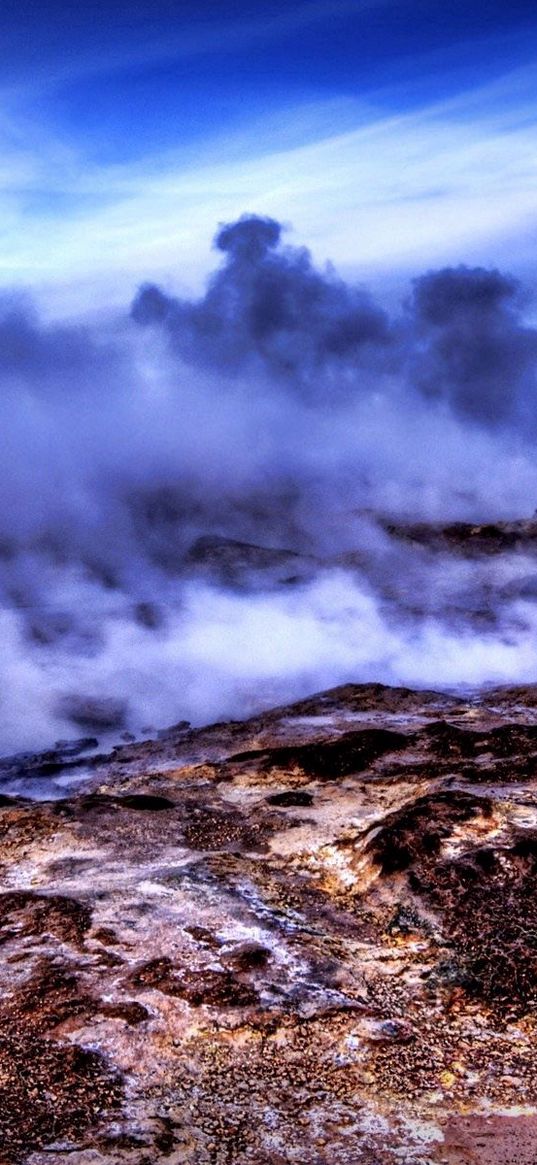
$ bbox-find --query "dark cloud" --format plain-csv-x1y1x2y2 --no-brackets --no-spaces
0,291,123,395
132,216,537,426
408,266,537,425
215,214,282,260
131,213,391,393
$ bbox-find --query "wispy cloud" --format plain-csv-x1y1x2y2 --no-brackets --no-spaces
1,63,536,316
2,0,390,97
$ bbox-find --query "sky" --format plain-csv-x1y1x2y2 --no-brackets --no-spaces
1,0,537,316
4,1,537,756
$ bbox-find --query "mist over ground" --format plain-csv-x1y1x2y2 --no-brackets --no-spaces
3,214,537,754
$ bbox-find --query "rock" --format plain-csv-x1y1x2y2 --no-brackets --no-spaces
156,720,191,741
54,737,99,755
382,516,537,555
185,535,316,588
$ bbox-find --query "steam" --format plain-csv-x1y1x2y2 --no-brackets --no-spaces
2,214,537,755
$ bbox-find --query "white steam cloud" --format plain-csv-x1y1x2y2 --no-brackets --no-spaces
2,215,537,754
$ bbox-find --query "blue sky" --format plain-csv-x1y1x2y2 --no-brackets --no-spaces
1,0,537,314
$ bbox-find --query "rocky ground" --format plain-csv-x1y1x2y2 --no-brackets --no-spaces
380,517,537,555
0,679,536,1163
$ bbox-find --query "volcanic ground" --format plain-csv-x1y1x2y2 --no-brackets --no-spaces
0,676,537,1163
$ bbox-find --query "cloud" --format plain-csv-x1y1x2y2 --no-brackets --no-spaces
132,214,390,395
2,213,537,759
407,266,537,425
0,62,536,318
131,214,537,427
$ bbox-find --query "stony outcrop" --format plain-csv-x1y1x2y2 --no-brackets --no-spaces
1,681,537,1163
381,516,537,556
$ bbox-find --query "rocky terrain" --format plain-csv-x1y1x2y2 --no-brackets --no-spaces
0,679,536,1163
381,517,537,557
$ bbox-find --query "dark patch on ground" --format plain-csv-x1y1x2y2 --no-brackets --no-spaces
0,958,122,1163
222,942,272,971
0,890,92,947
266,789,315,807
230,728,409,780
419,720,481,758
184,923,223,949
432,834,537,1017
4,958,93,1033
419,720,537,770
181,802,271,852
128,957,259,1007
117,793,176,811
99,999,149,1025
366,790,492,876
365,790,537,1016
77,791,176,813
